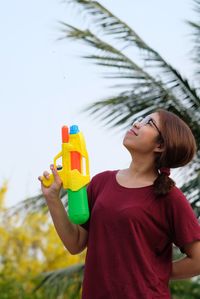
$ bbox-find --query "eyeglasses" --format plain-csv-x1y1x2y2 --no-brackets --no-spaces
132,116,163,140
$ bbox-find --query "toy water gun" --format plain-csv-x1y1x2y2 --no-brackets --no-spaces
41,125,90,225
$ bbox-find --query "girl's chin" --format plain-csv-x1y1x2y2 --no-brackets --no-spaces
123,140,134,150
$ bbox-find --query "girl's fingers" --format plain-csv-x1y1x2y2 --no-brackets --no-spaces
43,170,50,178
38,171,50,183
50,165,62,184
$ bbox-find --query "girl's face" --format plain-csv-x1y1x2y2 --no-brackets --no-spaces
123,112,164,155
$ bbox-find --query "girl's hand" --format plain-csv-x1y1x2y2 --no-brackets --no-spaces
38,165,62,201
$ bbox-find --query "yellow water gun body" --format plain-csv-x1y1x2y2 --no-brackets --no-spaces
42,125,90,224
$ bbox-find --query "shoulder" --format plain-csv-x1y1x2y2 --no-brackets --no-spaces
166,186,187,203
87,170,117,201
165,187,200,252
165,185,193,211
91,170,117,181
90,170,117,188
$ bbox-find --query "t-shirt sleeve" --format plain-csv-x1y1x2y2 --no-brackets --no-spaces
169,188,200,253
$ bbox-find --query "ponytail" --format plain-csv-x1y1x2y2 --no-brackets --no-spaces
152,109,197,197
153,169,175,196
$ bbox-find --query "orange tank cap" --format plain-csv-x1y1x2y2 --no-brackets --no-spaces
62,126,69,143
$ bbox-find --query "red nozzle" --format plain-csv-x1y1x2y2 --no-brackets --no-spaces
62,126,69,143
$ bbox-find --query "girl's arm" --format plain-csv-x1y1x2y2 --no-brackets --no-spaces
38,165,88,255
170,240,200,280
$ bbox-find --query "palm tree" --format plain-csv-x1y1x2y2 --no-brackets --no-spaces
10,1,200,298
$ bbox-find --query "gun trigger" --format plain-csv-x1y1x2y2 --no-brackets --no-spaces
56,165,63,170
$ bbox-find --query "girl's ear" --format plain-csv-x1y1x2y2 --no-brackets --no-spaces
154,142,165,153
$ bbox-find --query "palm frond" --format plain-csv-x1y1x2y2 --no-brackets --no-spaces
5,189,68,218
85,90,168,128
59,22,151,77
63,0,200,109
179,160,200,208
187,0,200,85
60,22,200,131
34,264,84,299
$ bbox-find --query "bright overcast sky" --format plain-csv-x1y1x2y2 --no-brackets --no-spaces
0,0,196,207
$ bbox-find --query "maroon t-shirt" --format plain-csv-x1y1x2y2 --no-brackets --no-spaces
81,170,200,299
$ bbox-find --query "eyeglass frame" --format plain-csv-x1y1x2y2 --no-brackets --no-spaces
132,116,163,141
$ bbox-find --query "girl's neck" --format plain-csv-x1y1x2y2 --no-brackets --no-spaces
127,160,158,181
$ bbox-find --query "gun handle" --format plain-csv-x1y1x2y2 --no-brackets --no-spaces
41,173,54,187
41,167,64,188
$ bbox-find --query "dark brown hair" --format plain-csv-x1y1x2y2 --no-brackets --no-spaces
153,109,197,196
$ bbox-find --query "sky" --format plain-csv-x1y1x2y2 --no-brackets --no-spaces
0,0,197,207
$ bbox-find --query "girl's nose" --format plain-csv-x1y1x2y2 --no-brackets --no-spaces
133,122,141,129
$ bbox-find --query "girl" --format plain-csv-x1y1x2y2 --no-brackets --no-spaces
39,109,200,299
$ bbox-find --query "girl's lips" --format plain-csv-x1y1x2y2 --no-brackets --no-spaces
129,129,138,136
